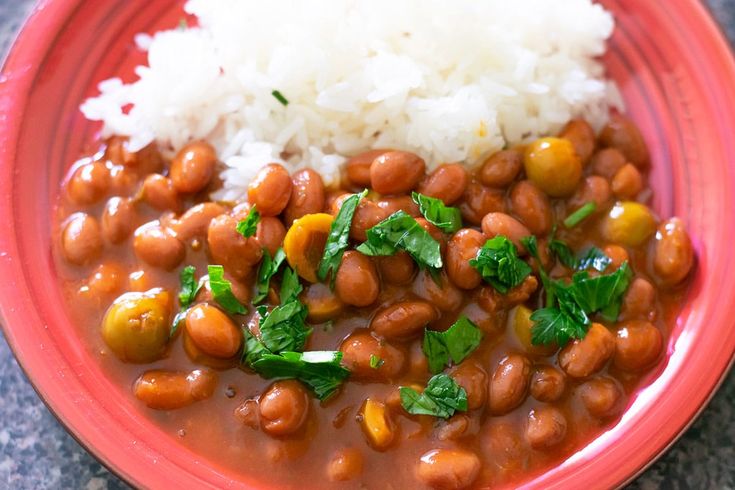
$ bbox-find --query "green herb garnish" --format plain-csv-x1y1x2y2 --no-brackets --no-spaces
256,301,311,354
178,265,202,308
399,374,468,419
251,350,350,400
271,90,289,106
236,206,260,238
369,354,384,369
548,239,578,269
207,265,247,315
253,248,287,304
411,192,462,233
280,266,303,304
563,202,596,228
356,210,442,270
318,190,367,285
576,247,612,272
170,310,188,338
423,316,483,374
469,236,532,293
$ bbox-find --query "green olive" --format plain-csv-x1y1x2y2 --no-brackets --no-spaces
101,289,172,362
523,137,582,197
601,201,657,247
510,305,556,356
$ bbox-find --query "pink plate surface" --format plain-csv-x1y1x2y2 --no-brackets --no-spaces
1,0,735,488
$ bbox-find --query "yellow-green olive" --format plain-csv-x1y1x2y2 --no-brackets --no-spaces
523,137,582,197
600,201,657,247
101,289,171,362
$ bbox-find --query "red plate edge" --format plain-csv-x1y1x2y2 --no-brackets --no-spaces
0,1,734,489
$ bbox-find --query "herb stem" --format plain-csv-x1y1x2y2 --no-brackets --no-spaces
563,202,596,228
271,90,289,106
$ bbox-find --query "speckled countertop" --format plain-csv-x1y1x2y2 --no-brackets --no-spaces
1,1,734,489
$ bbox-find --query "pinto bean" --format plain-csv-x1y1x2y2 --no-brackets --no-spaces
412,269,463,312
568,175,612,212
449,361,488,410
602,244,629,271
334,251,380,307
558,323,615,378
590,147,627,179
611,163,643,200
340,330,405,381
259,380,310,436
61,213,103,265
142,174,181,212
417,163,469,205
481,212,531,253
488,354,532,415
479,149,522,188
370,301,437,340
133,222,185,270
416,449,481,490
256,216,287,257
613,320,663,372
560,119,596,164
434,414,470,441
134,369,217,410
284,169,326,224
446,228,484,290
346,149,390,187
66,160,110,205
510,180,553,235
185,304,243,358
172,202,227,242
530,366,566,403
653,218,694,286
102,197,137,244
579,377,624,418
370,151,425,195
377,252,416,285
525,406,567,449
170,141,217,193
207,214,262,278
459,181,505,225
481,422,525,474
350,199,390,242
598,114,649,168
326,447,364,482
247,163,293,216
620,278,656,320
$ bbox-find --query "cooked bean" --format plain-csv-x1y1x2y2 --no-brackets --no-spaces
416,448,480,490
558,323,615,378
105,137,136,166
489,353,532,415
620,278,656,320
207,214,263,278
510,180,553,235
133,222,185,271
524,137,582,197
446,228,484,290
101,197,137,244
301,283,344,323
613,320,663,372
340,330,405,380
142,174,181,212
412,269,463,312
84,262,125,300
284,169,326,224
530,366,566,402
108,164,137,196
335,251,380,307
256,216,287,257
599,114,649,168
434,414,470,441
66,160,110,205
481,212,531,253
134,369,217,410
590,147,627,179
611,163,643,200
327,447,363,482
370,151,425,195
346,149,390,187
568,175,612,212
259,380,310,436
580,377,623,418
653,217,694,286
449,361,488,410
377,251,416,285
185,304,243,358
350,199,390,242
560,119,596,164
418,163,469,205
375,195,421,217
479,149,523,188
600,201,657,247
525,406,567,449
172,202,227,242
602,244,629,270
481,422,524,474
247,163,293,216
458,181,505,225
170,140,217,193
407,340,430,378
61,213,103,265
370,301,437,339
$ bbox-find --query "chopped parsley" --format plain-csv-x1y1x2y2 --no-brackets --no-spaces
236,206,260,238
548,239,578,269
369,354,384,369
318,190,367,286
271,90,289,106
279,266,303,304
253,248,287,305
207,265,247,315
411,192,462,233
576,247,612,272
563,202,596,228
356,210,443,270
469,236,532,293
399,374,468,419
423,316,483,374
171,265,205,337
256,301,311,354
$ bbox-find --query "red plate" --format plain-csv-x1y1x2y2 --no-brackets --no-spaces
1,0,734,488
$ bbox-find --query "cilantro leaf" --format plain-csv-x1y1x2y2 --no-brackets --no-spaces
318,190,367,285
251,351,350,400
577,247,612,272
280,266,303,304
549,239,578,269
411,192,462,233
530,307,588,346
469,236,532,293
369,354,384,369
178,265,202,307
356,210,442,270
236,206,260,238
257,301,311,354
169,309,188,338
423,316,483,374
253,248,287,305
568,263,632,322
242,328,270,366
399,374,468,419
207,265,247,314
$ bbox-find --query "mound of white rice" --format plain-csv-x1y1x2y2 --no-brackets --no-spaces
81,0,621,201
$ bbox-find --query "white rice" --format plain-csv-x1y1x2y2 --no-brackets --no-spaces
80,0,622,202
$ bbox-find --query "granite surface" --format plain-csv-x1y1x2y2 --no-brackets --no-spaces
1,1,734,489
